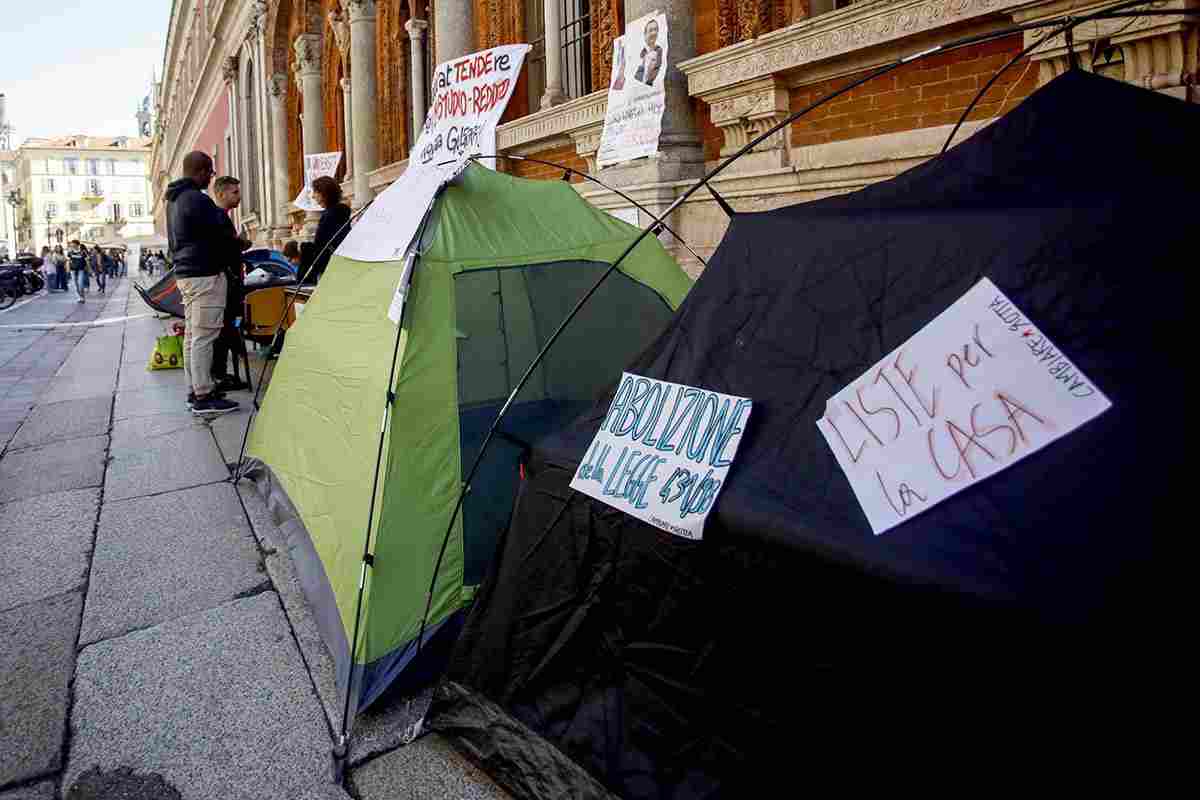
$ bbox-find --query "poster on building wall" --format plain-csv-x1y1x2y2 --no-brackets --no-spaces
292,151,343,211
337,43,531,263
597,12,669,168
816,278,1112,535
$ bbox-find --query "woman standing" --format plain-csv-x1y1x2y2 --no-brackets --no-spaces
300,176,351,284
40,247,55,291
52,245,67,292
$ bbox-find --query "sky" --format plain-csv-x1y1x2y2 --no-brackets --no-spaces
0,1,170,145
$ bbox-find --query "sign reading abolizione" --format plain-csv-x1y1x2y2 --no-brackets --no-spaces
571,372,752,540
597,12,669,168
817,278,1113,535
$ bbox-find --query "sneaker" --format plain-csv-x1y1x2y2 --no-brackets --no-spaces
191,396,239,416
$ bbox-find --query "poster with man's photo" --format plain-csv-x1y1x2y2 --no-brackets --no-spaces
597,12,668,168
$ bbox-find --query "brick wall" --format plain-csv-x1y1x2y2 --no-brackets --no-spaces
507,145,588,183
790,34,1038,148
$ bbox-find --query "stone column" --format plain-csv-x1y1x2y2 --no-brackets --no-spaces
294,34,325,155
340,77,354,178
267,73,292,240
434,0,475,62
541,0,567,108
346,0,378,206
406,18,430,144
605,0,702,184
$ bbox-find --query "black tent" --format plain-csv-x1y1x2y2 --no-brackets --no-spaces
434,72,1195,798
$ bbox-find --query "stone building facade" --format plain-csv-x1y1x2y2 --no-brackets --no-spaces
151,0,1198,268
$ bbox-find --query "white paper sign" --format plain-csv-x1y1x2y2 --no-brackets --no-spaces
817,278,1112,535
597,12,668,168
292,151,343,211
571,372,752,540
337,44,530,262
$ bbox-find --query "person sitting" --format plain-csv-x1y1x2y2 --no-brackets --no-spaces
300,176,351,284
283,240,301,271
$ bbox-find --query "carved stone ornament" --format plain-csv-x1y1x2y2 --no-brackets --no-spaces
221,55,240,84
246,0,268,41
294,35,322,75
329,9,351,60
343,0,378,23
268,73,288,103
682,0,1030,96
708,77,790,158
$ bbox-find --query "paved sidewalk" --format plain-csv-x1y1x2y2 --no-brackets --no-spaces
0,277,509,799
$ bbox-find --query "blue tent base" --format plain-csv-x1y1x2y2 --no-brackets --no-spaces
357,610,467,712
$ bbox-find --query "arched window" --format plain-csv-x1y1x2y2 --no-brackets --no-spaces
242,56,261,216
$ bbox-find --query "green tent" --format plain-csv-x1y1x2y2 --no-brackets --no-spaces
245,162,691,732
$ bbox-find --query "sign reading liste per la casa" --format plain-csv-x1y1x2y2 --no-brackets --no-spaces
571,373,752,541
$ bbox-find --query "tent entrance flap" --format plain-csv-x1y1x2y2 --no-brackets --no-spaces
454,260,676,586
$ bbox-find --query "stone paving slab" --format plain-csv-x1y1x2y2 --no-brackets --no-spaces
7,396,112,451
66,593,334,800
116,360,187,393
0,434,107,504
0,591,83,787
349,734,512,800
0,780,54,799
80,482,265,645
209,406,255,466
0,489,100,613
237,485,340,730
105,414,229,502
114,385,192,422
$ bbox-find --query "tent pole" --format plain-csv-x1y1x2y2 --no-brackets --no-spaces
412,1,1180,666
232,199,376,483
332,192,442,777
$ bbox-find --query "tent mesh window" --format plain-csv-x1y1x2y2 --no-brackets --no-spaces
454,260,675,585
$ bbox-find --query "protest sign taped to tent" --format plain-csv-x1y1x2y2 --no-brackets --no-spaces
337,44,530,262
293,151,343,211
597,12,668,167
571,372,751,540
817,278,1111,535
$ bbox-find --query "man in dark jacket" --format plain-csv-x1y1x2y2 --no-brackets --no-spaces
210,176,252,392
166,151,239,416
66,241,89,303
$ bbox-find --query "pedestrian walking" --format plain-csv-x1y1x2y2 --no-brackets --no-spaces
52,246,67,292
91,247,107,295
166,151,240,416
101,249,116,285
67,240,88,302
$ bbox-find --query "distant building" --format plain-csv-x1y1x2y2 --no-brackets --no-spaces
11,135,154,253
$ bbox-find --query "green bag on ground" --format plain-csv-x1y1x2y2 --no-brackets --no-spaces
148,334,185,371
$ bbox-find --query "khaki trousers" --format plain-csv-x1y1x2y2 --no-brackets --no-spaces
177,273,227,397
